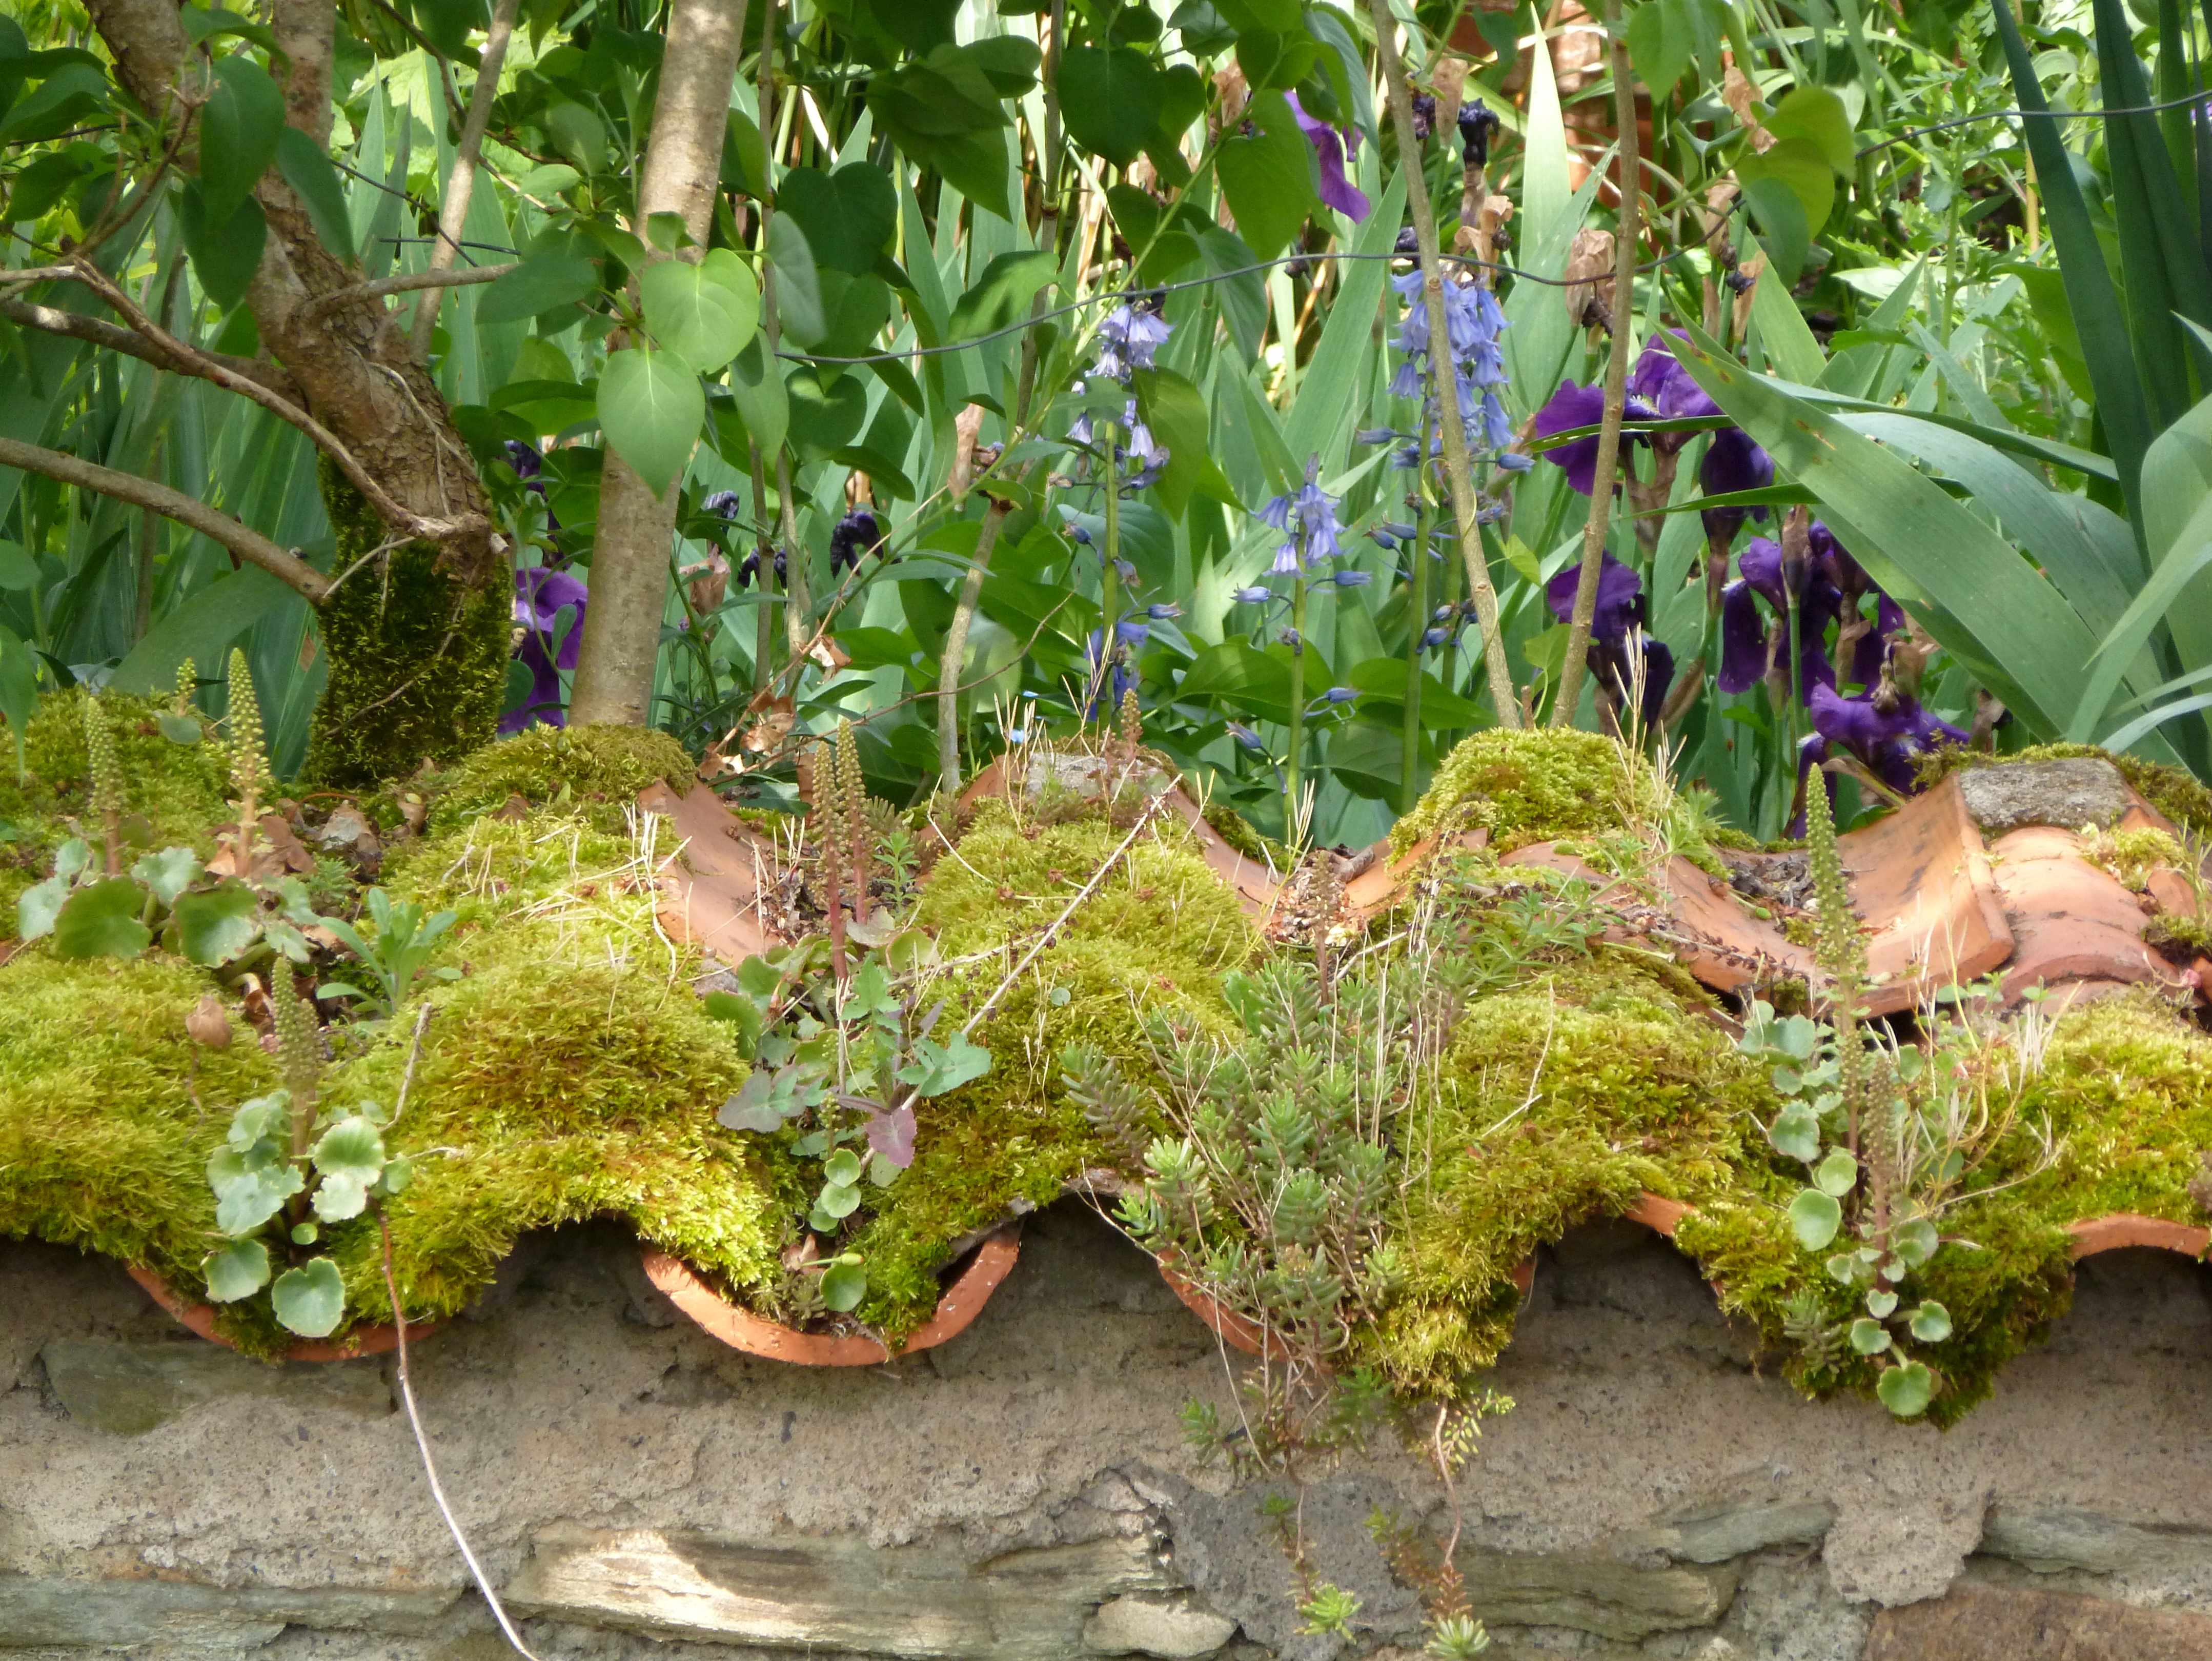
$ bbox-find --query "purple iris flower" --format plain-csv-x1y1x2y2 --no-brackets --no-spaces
1286,93,1370,222
1533,380,1657,496
1545,551,1645,642
1543,552,1672,727
829,508,882,575
1805,682,1970,796
502,566,587,734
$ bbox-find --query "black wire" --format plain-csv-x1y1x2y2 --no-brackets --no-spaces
1855,89,2212,156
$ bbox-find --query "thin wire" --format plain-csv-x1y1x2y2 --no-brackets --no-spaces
1856,89,2212,155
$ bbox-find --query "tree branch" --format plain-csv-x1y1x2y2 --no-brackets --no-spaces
304,261,518,322
411,0,522,356
0,294,302,402
0,436,330,602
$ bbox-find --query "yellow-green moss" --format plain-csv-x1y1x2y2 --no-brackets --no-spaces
846,801,1259,1334
1202,799,1289,870
0,689,231,858
425,724,696,835
1370,965,1772,1395
1390,727,1639,857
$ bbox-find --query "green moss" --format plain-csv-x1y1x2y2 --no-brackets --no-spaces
0,953,279,1318
1391,727,1640,857
2078,826,2189,889
425,724,696,835
0,812,779,1355
1201,800,1289,870
1371,965,1773,1395
0,688,230,859
1926,743,2212,838
301,460,510,791
848,801,1258,1334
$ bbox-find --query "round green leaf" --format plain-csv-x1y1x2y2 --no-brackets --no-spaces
172,880,261,966
1057,46,1164,168
1909,1301,1953,1343
820,1259,867,1312
1768,1104,1821,1164
310,1113,388,1223
204,1237,271,1302
155,711,204,745
1813,1147,1859,1198
15,872,68,941
0,540,37,592
1892,1217,1939,1268
640,258,753,373
823,1148,864,1186
271,1257,346,1338
291,1221,319,1244
1764,85,1856,175
131,846,202,907
1864,1288,1898,1319
1848,1316,1892,1355
206,1144,303,1235
1876,1360,1934,1419
598,346,704,498
476,254,600,326
1788,1188,1842,1250
775,164,897,276
1216,90,1321,260
198,54,286,225
53,877,153,960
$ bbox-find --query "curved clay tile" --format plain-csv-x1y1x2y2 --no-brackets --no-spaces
639,780,783,963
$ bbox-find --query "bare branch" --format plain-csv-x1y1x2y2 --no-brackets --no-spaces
0,436,330,602
0,267,83,289
305,261,518,323
0,295,302,401
412,0,523,356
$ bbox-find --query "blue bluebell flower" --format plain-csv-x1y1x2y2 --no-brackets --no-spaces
1233,585,1274,605
1226,722,1265,751
1260,456,1345,576
1329,570,1372,589
1092,304,1172,383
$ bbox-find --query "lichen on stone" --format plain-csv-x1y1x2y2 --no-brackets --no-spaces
1929,742,2212,839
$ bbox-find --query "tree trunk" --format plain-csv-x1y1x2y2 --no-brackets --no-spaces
86,0,512,784
566,0,751,727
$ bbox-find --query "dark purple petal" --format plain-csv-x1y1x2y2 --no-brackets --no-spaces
515,568,589,672
1534,380,1654,495
1737,538,1787,611
1545,551,1643,642
1286,93,1371,221
1717,581,1769,694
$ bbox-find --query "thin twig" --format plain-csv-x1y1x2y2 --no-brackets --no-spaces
303,262,520,322
388,1003,435,1132
379,1216,547,1661
411,0,523,356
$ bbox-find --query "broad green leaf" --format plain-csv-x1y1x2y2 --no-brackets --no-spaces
1875,1360,1933,1418
1747,241,1826,384
173,880,261,965
820,1259,866,1311
1788,1188,1841,1250
156,712,204,745
1768,1104,1821,1163
110,566,291,698
0,540,34,590
176,185,267,311
1892,1217,1938,1268
1284,172,1404,468
1909,1301,1953,1343
1058,46,1163,167
1625,0,1695,97
776,164,898,276
897,1031,993,1096
1670,327,2107,738
476,254,599,327
1132,366,1237,517
1217,90,1321,261
1813,1147,1858,1198
15,871,67,940
1991,0,2153,541
132,846,201,906
198,54,285,224
948,250,1058,340
641,258,755,372
1737,137,1831,248
271,1257,345,1337
598,347,704,498
53,878,153,960
204,1237,271,1301
727,338,789,460
823,1147,864,1186
207,1145,303,1235
275,127,353,259
766,213,826,348
814,1179,862,1220
1848,1316,1891,1354
1762,86,1854,174
310,1114,388,1222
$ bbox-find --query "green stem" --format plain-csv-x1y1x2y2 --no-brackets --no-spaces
1099,418,1121,714
1287,575,1308,842
1401,474,1435,817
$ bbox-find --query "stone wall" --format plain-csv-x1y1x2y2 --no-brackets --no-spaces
5,1205,2210,1660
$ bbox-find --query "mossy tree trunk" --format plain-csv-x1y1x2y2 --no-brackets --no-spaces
301,463,510,789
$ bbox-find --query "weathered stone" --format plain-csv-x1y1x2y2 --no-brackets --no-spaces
1957,759,2133,835
1084,1594,1239,1656
1822,1496,1984,1608
0,1570,452,1647
1862,1580,2212,1659
39,1338,391,1435
1454,1546,1739,1642
1978,1506,2212,1579
1617,1500,1837,1565
505,1522,1175,1658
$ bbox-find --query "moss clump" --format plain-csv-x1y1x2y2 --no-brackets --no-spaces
1201,799,1289,870
1391,727,1638,857
1926,743,2212,838
845,801,1258,1334
1371,964,1772,1395
0,954,279,1308
0,688,231,858
425,724,696,835
301,459,510,791
2078,826,2190,889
